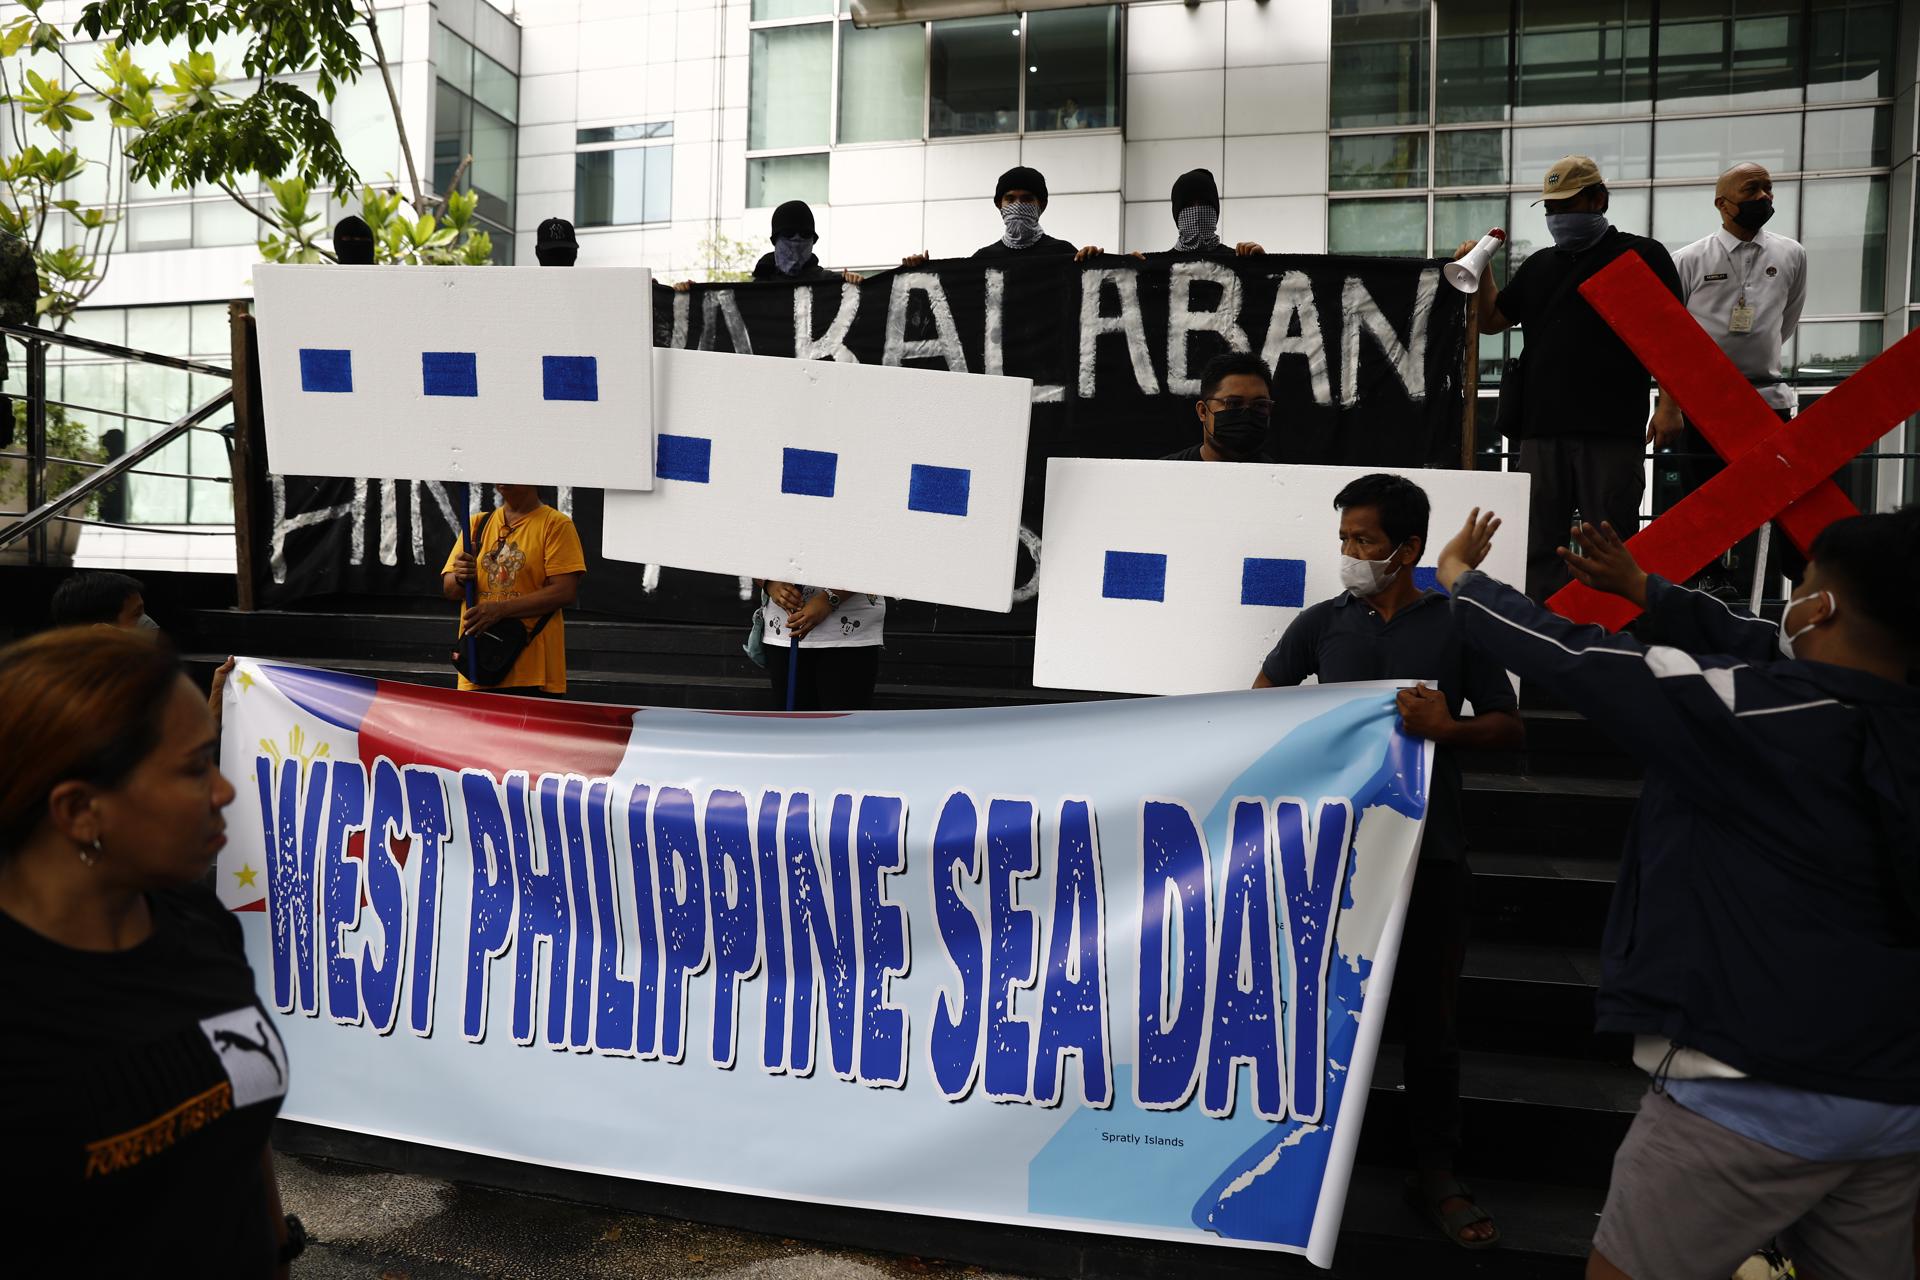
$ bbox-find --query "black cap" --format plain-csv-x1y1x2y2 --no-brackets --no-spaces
770,199,817,242
994,165,1048,209
535,217,578,265
1170,168,1220,217
333,215,375,265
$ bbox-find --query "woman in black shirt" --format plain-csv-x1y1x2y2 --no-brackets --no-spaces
0,628,295,1274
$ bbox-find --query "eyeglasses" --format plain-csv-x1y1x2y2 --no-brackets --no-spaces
1207,397,1274,414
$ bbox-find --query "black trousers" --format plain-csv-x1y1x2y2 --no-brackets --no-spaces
1517,434,1646,600
1667,408,1806,588
764,644,881,711
1385,857,1471,1171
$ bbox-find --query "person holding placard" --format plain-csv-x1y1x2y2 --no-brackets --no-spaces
441,485,586,698
1162,352,1276,463
900,167,1112,266
751,201,863,285
757,580,884,711
1250,473,1524,1250
1148,169,1264,260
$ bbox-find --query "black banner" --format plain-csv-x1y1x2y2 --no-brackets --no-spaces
254,254,1465,627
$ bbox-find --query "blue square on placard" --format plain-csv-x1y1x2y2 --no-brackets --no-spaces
299,348,353,393
781,447,838,498
543,355,599,401
421,350,478,397
657,434,712,483
1102,550,1167,602
1414,566,1446,595
1241,557,1307,607
908,464,971,517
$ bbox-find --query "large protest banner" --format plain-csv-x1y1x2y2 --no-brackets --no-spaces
219,659,1433,1267
251,254,1464,629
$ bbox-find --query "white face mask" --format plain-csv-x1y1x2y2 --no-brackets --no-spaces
1339,544,1405,598
1777,590,1833,660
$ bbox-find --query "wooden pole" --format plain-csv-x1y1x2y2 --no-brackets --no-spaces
1460,302,1480,471
227,301,261,611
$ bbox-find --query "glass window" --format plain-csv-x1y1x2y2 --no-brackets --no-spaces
472,51,517,125
750,24,833,149
1433,192,1507,257
1330,0,1428,129
1328,197,1426,256
1652,112,1800,180
1515,0,1653,121
839,20,925,144
575,146,673,226
748,154,828,207
1654,0,1801,114
1436,0,1510,123
1436,129,1506,186
578,123,673,144
1024,6,1118,132
469,105,515,227
929,16,1021,138
1802,105,1890,171
1651,180,1800,252
190,304,229,358
127,306,189,358
193,199,260,248
1330,132,1427,191
433,82,471,196
434,25,473,97
753,0,833,18
61,108,111,206
1800,176,1887,314
329,73,399,184
128,203,192,252
1793,320,1881,377
1807,0,1895,104
1513,121,1651,184
65,308,124,347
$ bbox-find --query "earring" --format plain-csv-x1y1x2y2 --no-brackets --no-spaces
77,837,101,867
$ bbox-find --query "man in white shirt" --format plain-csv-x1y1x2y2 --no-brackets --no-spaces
1657,162,1809,590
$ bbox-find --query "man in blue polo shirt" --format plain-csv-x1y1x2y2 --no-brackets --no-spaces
1251,472,1524,1249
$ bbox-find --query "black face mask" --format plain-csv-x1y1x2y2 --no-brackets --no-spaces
1208,406,1269,459
1729,198,1774,232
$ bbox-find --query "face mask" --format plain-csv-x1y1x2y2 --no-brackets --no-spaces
773,233,813,276
136,613,159,631
999,201,1042,249
1339,544,1405,598
1729,198,1774,232
1776,590,1833,660
1545,211,1609,249
1174,205,1220,252
1207,405,1267,459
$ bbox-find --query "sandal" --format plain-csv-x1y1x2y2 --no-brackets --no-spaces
1405,1172,1501,1251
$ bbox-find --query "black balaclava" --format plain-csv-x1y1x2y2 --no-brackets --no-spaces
333,216,375,265
1170,168,1221,252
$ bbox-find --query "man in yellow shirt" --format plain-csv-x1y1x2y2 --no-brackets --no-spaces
441,485,586,697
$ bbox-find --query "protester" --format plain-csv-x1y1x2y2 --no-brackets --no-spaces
1455,155,1683,599
535,216,578,267
332,215,376,265
50,569,152,629
0,628,300,1273
1150,169,1263,258
441,485,586,698
901,166,1113,265
1660,162,1809,593
752,200,863,285
757,580,884,711
1432,507,1920,1280
1252,473,1523,1249
1163,351,1276,462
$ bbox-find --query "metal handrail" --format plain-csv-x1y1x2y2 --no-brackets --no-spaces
0,324,231,377
0,388,234,549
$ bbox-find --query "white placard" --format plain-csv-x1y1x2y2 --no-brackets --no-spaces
252,264,654,490
602,348,1033,613
1034,458,1531,695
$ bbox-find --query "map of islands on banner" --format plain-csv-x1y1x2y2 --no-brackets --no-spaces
1035,459,1532,696
218,661,1432,1268
252,264,655,492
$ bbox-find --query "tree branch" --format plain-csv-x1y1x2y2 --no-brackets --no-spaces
360,5,423,214
216,178,279,230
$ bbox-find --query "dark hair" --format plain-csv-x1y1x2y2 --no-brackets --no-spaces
49,570,143,626
1809,506,1920,651
1333,473,1430,550
0,628,183,856
1198,352,1272,401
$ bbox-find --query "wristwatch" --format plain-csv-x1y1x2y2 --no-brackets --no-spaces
823,590,844,610
278,1214,308,1264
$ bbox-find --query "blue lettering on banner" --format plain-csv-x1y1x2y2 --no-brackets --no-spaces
985,798,1040,1100
625,784,664,1058
755,790,790,1072
461,770,516,1041
542,354,599,401
584,780,637,1055
785,792,859,1078
930,792,985,1100
402,767,451,1037
299,348,352,393
258,756,321,1016
559,777,598,1052
1240,558,1308,608
421,351,478,397
781,447,839,499
1274,798,1355,1123
654,787,710,1062
657,434,713,484
705,790,760,1069
1203,799,1284,1119
1136,800,1212,1110
1033,798,1111,1108
855,795,909,1087
1102,551,1167,603
907,464,971,517
321,761,367,1025
516,774,572,1049
361,759,409,1035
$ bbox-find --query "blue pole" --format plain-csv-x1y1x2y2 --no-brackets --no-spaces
784,636,799,711
460,482,478,678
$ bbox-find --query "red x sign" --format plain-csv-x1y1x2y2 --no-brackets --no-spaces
1545,251,1920,629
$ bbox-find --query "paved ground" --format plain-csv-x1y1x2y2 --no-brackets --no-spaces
279,1153,1033,1280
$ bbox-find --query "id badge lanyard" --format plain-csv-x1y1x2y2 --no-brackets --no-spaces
1729,241,1757,335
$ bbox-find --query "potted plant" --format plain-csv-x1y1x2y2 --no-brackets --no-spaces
0,399,103,564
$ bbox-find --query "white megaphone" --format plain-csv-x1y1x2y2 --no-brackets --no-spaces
1445,228,1506,293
